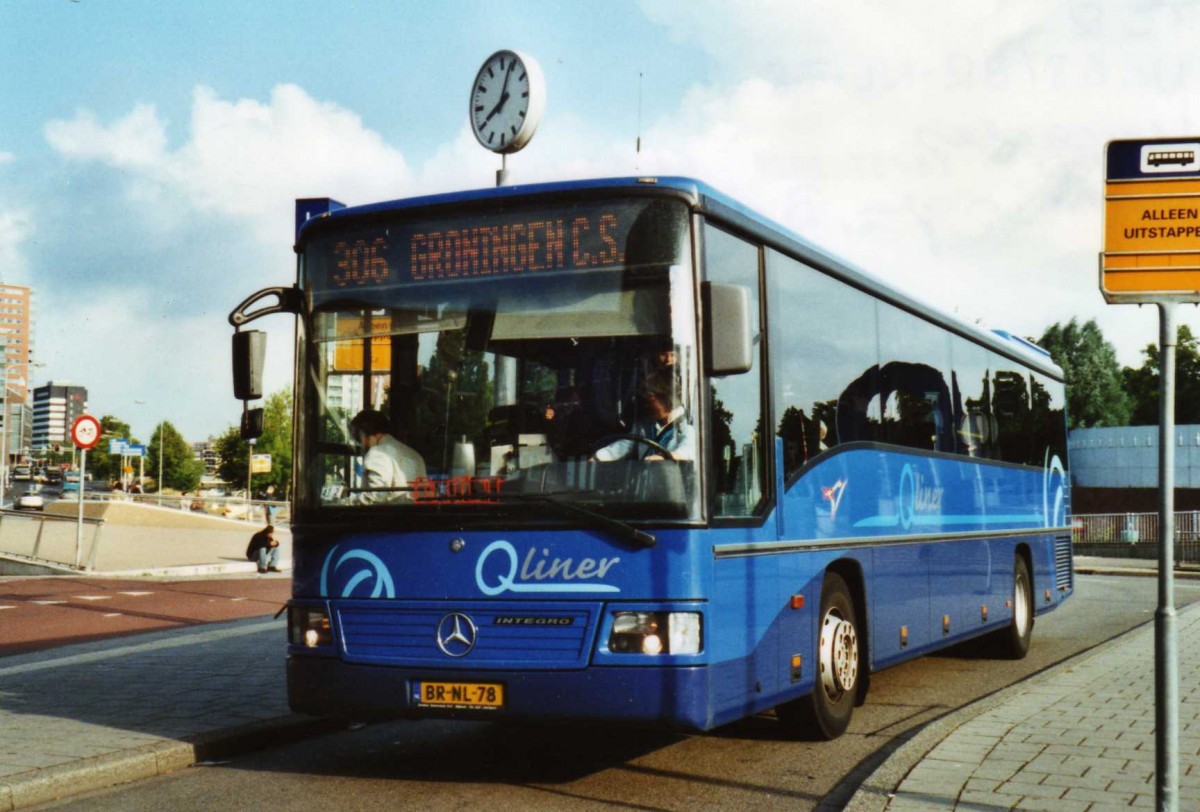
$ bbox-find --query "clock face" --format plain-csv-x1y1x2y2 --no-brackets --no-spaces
470,50,544,154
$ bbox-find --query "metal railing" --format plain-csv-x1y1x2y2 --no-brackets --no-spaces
0,507,106,571
88,492,289,525
1073,512,1200,565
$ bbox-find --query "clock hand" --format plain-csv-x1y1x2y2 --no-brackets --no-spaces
484,90,511,123
485,59,517,119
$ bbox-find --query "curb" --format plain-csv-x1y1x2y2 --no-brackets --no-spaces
843,600,1200,811
0,715,345,810
1076,564,1200,580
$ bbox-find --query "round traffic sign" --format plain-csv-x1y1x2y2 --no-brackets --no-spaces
71,414,102,450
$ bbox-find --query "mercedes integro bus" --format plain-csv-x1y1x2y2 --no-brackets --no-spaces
230,177,1072,739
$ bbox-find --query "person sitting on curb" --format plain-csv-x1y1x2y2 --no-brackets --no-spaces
246,524,281,574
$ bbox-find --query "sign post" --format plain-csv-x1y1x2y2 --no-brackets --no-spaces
1102,138,1200,811
70,414,101,569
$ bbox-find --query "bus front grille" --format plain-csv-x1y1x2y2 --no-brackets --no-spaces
336,602,598,669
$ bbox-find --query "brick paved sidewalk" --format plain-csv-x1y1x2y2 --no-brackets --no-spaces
0,616,332,810
880,601,1200,810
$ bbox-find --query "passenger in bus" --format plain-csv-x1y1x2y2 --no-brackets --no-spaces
347,409,427,504
595,370,694,462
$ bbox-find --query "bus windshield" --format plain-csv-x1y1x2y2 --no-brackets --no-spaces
298,196,700,522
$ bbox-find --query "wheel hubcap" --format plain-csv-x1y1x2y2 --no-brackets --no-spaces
1014,574,1030,632
819,610,858,699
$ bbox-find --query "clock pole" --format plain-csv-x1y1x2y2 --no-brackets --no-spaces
497,154,508,187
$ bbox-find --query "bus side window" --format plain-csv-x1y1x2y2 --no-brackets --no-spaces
704,224,766,517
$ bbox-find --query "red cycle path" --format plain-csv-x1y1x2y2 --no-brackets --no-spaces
0,576,292,656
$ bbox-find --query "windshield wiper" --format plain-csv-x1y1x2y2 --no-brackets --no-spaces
504,492,656,549
434,489,654,549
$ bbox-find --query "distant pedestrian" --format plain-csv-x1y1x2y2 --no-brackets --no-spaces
246,524,281,574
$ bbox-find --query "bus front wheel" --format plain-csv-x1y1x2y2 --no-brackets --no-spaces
777,571,860,740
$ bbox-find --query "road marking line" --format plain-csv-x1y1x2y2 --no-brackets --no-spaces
118,591,153,596
103,613,123,618
0,619,280,677
30,600,67,605
0,606,14,610
74,595,112,601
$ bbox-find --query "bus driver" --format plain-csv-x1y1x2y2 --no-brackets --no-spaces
595,370,695,462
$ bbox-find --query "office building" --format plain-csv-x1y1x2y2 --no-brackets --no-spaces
32,381,88,454
0,284,34,402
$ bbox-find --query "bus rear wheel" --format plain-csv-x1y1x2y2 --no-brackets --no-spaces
988,555,1033,659
777,571,860,740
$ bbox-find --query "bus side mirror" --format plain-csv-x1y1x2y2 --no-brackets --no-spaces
241,407,264,441
232,330,266,400
703,282,753,376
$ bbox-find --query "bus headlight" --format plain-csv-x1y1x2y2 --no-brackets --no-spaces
609,611,702,655
289,606,332,649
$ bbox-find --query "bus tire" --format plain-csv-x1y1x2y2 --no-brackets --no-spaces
990,555,1033,660
777,571,860,740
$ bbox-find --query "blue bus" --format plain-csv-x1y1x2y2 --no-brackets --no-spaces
230,177,1071,739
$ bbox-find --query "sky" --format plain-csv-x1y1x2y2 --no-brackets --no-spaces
2,0,1199,443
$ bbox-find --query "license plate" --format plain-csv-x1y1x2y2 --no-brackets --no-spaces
415,681,504,711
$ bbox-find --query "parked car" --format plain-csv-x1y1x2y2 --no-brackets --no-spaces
15,486,44,511
12,466,32,482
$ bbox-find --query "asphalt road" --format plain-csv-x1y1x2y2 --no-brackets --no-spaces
0,576,290,654
39,573,1200,811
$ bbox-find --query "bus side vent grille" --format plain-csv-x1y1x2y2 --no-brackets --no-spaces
1054,533,1073,591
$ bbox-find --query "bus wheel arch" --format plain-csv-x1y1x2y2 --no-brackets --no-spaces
777,563,868,740
988,546,1034,660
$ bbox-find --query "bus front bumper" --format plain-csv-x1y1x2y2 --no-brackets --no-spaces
288,656,714,731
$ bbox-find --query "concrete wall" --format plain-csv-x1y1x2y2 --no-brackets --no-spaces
0,502,290,574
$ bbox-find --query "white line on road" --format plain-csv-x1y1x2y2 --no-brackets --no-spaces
0,619,281,678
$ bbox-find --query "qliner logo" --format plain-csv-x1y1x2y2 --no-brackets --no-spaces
320,546,396,599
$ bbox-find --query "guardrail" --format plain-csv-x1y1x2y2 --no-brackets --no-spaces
1073,512,1200,565
0,507,106,571
94,493,289,525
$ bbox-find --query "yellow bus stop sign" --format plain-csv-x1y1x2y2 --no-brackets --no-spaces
1103,138,1200,303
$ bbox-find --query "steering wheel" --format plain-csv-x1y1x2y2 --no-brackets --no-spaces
588,433,676,461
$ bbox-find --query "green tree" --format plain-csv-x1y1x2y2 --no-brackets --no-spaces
84,416,134,482
1037,319,1132,428
1123,323,1200,426
213,425,246,491
215,387,293,497
148,421,202,492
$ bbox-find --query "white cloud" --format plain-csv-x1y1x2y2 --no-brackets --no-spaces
47,85,413,244
45,103,167,170
631,0,1200,366
39,85,416,440
0,210,33,285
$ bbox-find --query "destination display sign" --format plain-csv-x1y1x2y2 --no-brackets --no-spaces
303,198,678,299
1103,138,1200,302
